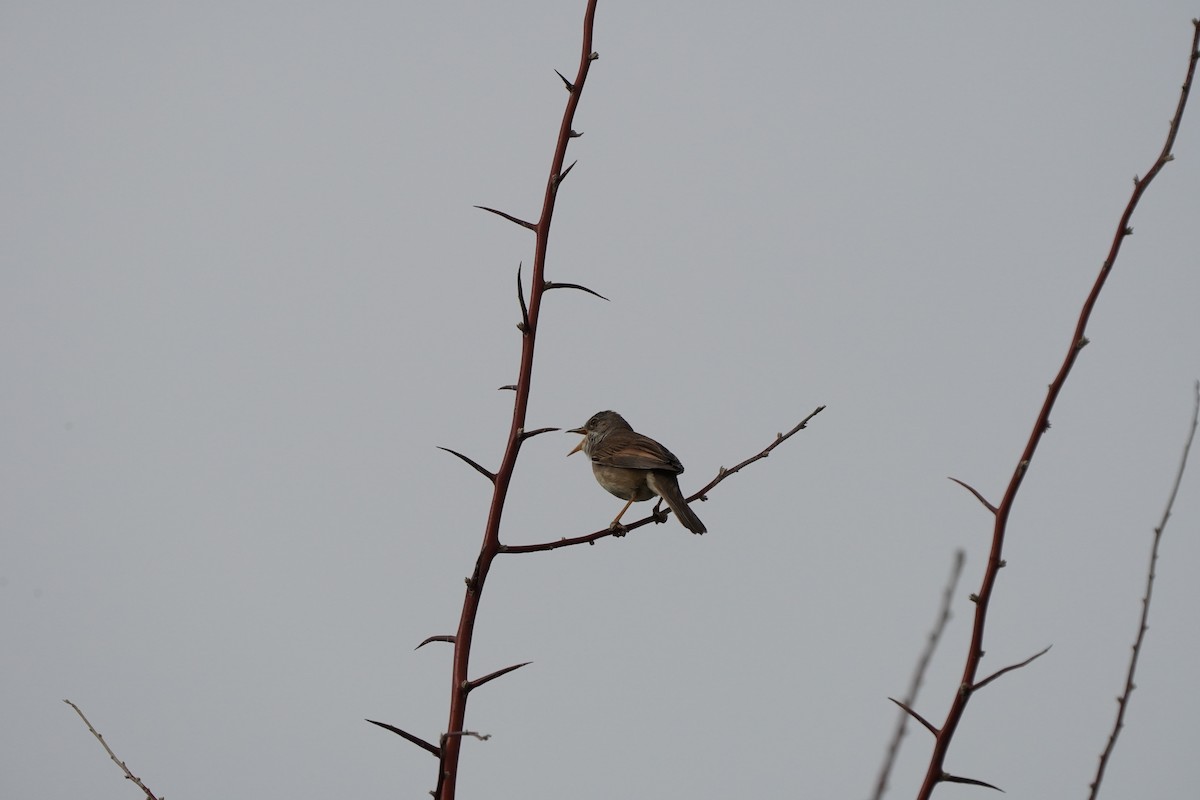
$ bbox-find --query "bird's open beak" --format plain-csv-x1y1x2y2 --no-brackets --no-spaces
566,427,586,456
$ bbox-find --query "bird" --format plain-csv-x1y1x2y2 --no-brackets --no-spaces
567,410,706,534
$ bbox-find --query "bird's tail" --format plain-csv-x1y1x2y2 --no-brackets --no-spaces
647,473,707,534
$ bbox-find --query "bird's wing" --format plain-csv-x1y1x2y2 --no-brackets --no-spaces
592,433,685,474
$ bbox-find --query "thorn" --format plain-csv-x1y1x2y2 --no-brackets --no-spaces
1125,226,1134,235
516,263,529,332
589,51,599,61
1076,336,1090,350
474,205,536,231
554,69,574,92
941,772,1004,792
543,281,610,301
969,593,979,603
568,129,583,138
437,446,497,482
366,719,441,757
467,662,533,692
887,697,939,736
521,427,561,440
416,635,456,649
558,160,578,183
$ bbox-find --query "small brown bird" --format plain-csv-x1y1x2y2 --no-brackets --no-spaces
567,410,707,534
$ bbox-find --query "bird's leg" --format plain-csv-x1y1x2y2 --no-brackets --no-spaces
609,498,635,531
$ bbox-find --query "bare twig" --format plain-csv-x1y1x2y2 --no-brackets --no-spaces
1088,380,1200,799
63,700,162,800
699,406,826,493
871,550,965,800
972,645,1052,691
500,405,825,553
948,477,998,514
915,22,1200,799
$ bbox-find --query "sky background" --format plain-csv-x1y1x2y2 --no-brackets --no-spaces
3,2,1199,798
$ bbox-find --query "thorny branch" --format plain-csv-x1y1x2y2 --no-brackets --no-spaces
914,20,1200,799
422,3,602,799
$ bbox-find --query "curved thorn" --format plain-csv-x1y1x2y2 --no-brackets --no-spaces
365,719,441,757
466,661,532,692
436,446,497,482
416,634,456,649
474,205,536,231
554,68,574,91
497,384,517,391
521,427,561,440
948,477,998,514
568,129,584,138
942,773,1004,792
516,263,529,331
888,697,939,737
974,645,1052,691
543,281,610,301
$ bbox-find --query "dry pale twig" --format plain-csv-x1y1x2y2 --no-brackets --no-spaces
872,549,965,800
1088,380,1200,799
63,700,162,800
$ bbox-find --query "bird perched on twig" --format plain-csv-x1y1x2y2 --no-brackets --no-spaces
567,410,706,534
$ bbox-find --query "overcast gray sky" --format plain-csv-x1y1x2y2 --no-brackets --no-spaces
4,3,1199,798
